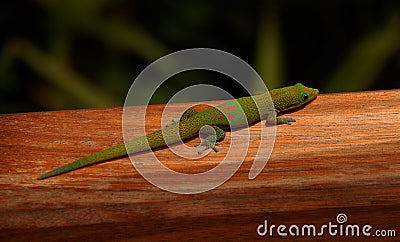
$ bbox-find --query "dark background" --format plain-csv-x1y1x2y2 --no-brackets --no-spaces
1,0,399,113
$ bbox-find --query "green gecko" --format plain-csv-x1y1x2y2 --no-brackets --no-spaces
38,83,318,180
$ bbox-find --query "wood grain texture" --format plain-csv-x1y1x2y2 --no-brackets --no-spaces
1,90,399,241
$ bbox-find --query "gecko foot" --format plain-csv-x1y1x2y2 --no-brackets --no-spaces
275,117,297,125
166,119,179,127
195,135,220,155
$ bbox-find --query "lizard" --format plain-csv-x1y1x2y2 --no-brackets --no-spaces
38,83,318,180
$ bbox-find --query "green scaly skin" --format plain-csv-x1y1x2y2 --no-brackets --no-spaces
38,83,318,180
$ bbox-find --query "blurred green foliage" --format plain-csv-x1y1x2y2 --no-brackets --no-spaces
1,0,399,113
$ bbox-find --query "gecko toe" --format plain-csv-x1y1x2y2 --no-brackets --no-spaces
166,119,179,127
195,137,219,154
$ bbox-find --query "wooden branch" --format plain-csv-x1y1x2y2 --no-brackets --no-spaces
1,90,399,241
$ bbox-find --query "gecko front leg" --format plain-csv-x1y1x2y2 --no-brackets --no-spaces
265,111,296,125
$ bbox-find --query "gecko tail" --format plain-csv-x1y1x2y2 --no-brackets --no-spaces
38,119,195,180
38,159,86,180
38,143,128,180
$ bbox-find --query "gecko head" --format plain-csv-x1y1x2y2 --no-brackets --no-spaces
274,83,319,112
291,83,318,109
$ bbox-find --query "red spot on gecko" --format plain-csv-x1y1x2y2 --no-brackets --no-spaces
224,106,236,111
293,85,301,96
218,116,225,120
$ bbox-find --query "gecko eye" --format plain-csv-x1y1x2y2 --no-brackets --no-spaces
302,93,309,100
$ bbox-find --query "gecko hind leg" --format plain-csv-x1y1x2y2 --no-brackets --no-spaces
166,108,199,127
195,125,225,155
